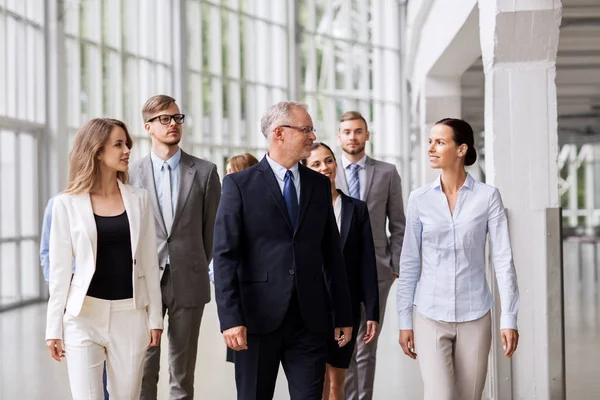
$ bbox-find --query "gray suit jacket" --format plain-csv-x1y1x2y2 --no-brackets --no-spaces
129,150,221,307
336,156,405,280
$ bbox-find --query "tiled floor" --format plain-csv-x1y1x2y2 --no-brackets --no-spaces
1,240,598,399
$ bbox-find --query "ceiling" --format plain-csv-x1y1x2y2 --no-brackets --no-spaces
460,0,600,145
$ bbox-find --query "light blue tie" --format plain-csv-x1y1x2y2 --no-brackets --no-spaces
348,163,361,199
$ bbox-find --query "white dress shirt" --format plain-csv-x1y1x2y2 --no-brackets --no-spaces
266,153,301,202
396,173,519,330
341,154,367,201
333,194,342,232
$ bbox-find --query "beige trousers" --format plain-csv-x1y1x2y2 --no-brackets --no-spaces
414,311,491,400
63,296,150,400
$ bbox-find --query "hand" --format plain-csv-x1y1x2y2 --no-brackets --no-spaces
335,326,353,348
149,329,162,347
46,339,65,362
363,321,378,344
399,330,417,359
393,273,399,280
223,326,248,351
501,329,519,358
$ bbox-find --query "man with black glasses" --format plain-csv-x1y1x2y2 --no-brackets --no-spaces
129,95,221,400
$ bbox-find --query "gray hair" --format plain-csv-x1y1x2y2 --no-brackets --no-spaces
260,101,308,138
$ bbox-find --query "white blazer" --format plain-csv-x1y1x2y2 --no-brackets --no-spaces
45,180,163,341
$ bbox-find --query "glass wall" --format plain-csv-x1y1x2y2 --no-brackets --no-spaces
0,0,45,309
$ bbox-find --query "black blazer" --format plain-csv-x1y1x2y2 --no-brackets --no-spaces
338,191,380,322
213,157,353,335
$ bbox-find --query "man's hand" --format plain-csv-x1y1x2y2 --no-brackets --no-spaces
363,321,378,344
399,330,417,359
393,273,399,280
335,326,353,348
501,329,519,358
149,329,162,347
46,339,65,362
223,326,248,351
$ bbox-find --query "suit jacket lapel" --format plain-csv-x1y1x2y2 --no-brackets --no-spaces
295,164,313,233
139,155,167,236
73,194,97,265
171,151,196,232
339,193,353,248
336,163,349,195
119,180,140,257
258,157,294,232
363,156,376,202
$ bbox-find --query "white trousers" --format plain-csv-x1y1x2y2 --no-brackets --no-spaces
63,296,150,400
414,311,492,400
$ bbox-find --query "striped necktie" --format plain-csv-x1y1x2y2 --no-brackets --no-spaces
348,163,361,199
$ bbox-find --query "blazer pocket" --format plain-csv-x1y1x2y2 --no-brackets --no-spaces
239,271,268,283
71,275,84,287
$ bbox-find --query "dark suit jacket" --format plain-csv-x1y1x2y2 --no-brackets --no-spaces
129,150,221,307
213,157,353,335
338,191,380,322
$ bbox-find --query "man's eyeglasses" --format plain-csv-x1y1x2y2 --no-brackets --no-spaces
278,125,316,135
147,114,185,125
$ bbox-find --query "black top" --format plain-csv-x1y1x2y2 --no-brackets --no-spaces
87,211,134,300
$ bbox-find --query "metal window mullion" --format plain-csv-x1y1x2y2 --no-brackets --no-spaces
14,132,22,302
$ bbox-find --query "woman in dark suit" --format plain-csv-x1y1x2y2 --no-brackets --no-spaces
302,142,380,400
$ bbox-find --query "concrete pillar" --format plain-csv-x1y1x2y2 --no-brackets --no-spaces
417,76,461,187
478,1,563,399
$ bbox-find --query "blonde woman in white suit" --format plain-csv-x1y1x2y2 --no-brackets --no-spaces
45,118,163,400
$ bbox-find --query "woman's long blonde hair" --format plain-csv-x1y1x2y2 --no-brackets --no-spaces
65,118,133,195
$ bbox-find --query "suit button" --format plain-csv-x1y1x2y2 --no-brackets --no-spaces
167,238,171,243
159,266,164,270
289,269,295,275
134,259,136,265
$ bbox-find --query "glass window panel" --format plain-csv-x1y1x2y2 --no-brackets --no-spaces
187,0,202,71
27,0,44,25
16,19,27,120
103,0,121,49
35,29,45,123
19,134,37,237
6,16,17,118
25,25,37,121
5,0,24,14
81,0,101,42
155,0,171,63
124,57,139,126
0,243,18,306
156,65,172,95
20,240,39,300
123,0,139,53
103,50,123,118
0,13,6,116
66,38,82,128
0,130,17,238
64,0,80,36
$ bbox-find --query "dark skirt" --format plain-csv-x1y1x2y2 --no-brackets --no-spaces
326,317,361,369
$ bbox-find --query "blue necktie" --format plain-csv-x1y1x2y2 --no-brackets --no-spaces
284,170,299,229
348,163,361,199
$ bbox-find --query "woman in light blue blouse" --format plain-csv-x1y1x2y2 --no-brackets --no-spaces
396,118,519,400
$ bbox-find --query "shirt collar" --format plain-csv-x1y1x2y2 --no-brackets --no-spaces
433,172,475,191
341,153,367,170
151,148,182,171
266,153,299,181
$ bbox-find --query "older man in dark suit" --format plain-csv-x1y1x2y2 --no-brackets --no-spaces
213,101,354,400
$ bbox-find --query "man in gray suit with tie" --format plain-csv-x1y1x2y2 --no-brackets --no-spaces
335,111,406,400
129,95,221,400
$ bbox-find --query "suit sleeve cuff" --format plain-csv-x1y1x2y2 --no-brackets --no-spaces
500,314,518,330
398,314,413,330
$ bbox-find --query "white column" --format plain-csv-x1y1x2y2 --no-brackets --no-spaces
585,145,595,235
568,145,578,227
417,76,461,187
478,1,563,399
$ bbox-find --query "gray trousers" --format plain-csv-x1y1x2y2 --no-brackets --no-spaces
344,277,394,400
140,268,205,400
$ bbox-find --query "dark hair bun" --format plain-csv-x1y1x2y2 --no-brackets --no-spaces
464,146,477,166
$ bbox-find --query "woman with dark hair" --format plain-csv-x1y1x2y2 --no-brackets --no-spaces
302,142,379,400
396,118,519,400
